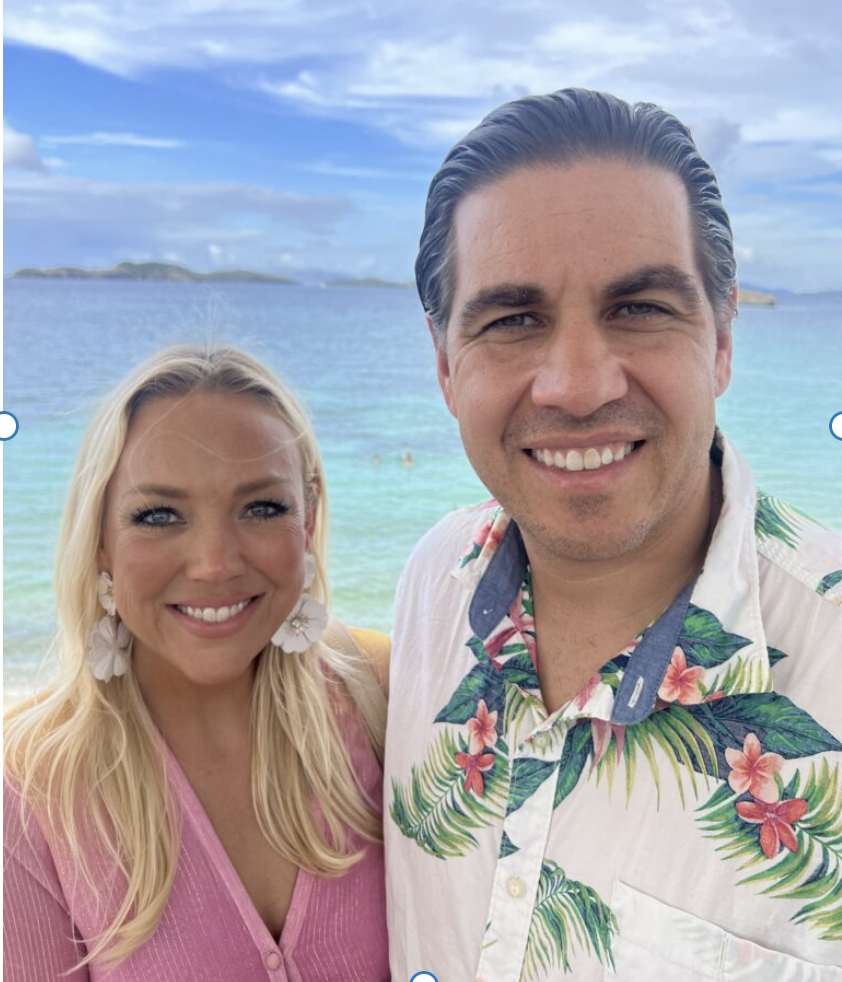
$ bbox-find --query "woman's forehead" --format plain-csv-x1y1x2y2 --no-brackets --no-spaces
114,391,303,486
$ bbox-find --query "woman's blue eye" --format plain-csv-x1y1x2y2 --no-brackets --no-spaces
244,500,289,520
131,506,180,527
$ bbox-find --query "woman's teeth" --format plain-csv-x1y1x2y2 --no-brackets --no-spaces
531,441,636,472
176,598,252,623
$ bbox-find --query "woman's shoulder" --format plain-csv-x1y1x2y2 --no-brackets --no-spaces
347,627,390,698
320,621,388,772
3,775,64,897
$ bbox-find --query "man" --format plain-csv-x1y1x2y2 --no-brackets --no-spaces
385,89,842,981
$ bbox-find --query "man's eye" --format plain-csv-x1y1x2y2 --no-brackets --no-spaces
485,312,540,331
131,506,181,527
613,301,671,320
244,499,289,521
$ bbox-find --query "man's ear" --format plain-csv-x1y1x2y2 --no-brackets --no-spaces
714,284,737,398
428,313,457,419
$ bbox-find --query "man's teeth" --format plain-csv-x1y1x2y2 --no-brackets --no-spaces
177,599,252,623
531,442,635,471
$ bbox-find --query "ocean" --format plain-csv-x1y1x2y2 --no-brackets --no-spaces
4,279,841,700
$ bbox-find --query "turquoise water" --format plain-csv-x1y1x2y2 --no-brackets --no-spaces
4,280,841,699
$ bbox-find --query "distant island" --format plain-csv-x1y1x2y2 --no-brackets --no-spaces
738,288,776,307
6,264,790,305
10,261,299,285
321,277,413,289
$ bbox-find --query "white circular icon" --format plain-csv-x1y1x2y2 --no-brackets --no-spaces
831,412,842,441
0,412,19,440
410,974,439,982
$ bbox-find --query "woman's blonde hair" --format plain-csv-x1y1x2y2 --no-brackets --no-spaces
4,344,382,968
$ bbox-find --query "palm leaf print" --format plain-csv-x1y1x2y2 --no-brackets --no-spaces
390,729,509,859
755,492,804,548
598,707,719,808
817,570,842,597
697,760,842,941
522,861,617,980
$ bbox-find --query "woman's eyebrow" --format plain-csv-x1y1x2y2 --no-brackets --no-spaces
122,477,294,500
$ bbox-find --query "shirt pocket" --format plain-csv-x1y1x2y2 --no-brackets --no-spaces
605,881,842,982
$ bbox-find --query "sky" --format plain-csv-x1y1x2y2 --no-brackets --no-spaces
3,0,842,291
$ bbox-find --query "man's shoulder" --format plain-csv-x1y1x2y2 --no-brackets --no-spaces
754,490,842,604
400,500,500,584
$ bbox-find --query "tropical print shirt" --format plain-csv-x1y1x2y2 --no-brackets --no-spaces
385,434,842,982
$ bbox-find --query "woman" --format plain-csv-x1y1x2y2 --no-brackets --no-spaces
4,345,390,980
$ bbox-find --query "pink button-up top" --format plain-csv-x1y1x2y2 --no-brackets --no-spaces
4,693,389,981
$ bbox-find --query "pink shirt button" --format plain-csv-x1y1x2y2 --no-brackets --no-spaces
265,951,282,971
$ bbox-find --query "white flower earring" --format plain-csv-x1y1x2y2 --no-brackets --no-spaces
87,571,132,682
271,554,329,653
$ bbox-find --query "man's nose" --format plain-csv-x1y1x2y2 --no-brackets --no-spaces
530,320,628,417
186,525,248,581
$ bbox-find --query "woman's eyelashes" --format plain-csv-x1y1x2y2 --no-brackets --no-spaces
128,498,290,528
130,503,182,528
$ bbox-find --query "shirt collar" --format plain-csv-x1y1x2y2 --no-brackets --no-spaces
451,430,771,725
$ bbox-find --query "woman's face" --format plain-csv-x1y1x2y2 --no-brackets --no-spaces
98,390,313,691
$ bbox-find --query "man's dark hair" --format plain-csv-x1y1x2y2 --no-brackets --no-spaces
416,87,736,336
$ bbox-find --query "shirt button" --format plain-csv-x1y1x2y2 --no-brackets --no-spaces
506,875,527,900
533,732,550,749
265,951,282,970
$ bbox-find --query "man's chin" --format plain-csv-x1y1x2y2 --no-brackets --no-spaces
515,508,656,565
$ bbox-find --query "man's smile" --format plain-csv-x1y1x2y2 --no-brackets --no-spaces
528,440,645,472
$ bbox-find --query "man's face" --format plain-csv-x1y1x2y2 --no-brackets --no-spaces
435,160,733,564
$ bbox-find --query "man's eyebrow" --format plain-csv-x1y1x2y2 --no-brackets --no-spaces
603,265,704,306
457,283,547,329
123,477,294,500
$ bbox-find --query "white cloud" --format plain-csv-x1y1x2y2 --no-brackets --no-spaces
4,120,44,170
4,170,354,274
3,0,840,162
43,132,185,148
305,160,427,181
743,108,842,144
3,0,840,288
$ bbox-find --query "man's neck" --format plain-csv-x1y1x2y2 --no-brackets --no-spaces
525,464,722,711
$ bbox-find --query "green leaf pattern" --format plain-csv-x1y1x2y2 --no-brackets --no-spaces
755,491,804,548
522,861,617,980
697,760,842,941
390,728,509,859
391,518,841,977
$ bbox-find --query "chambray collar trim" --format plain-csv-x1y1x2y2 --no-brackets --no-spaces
452,430,773,725
467,519,529,638
611,577,696,724
690,431,771,688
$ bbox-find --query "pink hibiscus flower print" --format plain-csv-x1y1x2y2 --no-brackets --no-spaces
475,519,504,553
725,733,784,803
573,673,602,712
658,646,704,704
590,719,626,770
455,750,496,796
509,595,537,667
735,796,808,859
467,699,499,754
483,625,517,672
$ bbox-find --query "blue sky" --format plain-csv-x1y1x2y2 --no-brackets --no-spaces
4,0,841,290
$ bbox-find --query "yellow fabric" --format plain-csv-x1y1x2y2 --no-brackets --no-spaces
349,628,390,679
